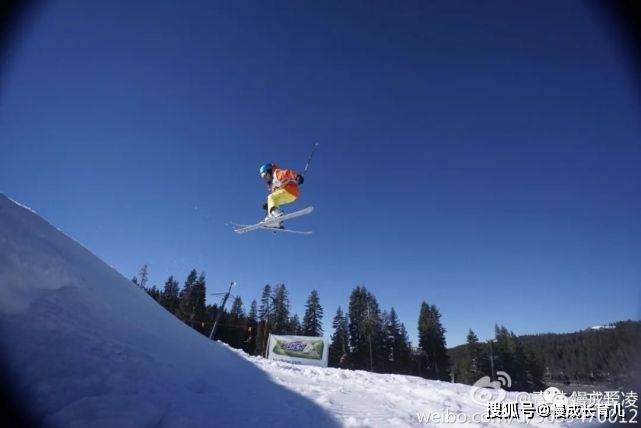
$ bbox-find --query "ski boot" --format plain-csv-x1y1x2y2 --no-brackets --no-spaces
263,208,284,229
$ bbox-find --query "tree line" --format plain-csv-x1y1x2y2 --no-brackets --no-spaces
451,321,641,389
519,320,641,388
132,265,638,391
450,325,546,392
132,266,452,381
449,321,641,391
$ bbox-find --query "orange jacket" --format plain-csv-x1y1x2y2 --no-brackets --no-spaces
269,165,300,197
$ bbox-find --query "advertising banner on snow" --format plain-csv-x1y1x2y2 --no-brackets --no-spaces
267,334,329,367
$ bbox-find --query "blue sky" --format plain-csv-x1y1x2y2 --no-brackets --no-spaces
2,1,640,346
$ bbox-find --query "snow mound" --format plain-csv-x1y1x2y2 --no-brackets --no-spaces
0,194,337,427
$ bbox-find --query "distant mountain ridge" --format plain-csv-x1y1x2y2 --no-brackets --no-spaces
449,320,641,388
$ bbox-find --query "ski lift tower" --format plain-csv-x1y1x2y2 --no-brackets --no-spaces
208,281,236,340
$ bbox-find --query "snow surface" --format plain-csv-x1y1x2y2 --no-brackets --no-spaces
233,347,574,427
0,193,336,427
589,325,615,331
0,194,568,427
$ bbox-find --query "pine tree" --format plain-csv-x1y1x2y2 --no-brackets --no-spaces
329,306,349,367
138,264,149,289
229,296,245,320
526,351,546,391
245,299,259,355
511,333,529,391
190,272,207,333
494,325,514,379
289,314,302,335
487,325,547,392
302,289,324,336
177,269,198,325
505,330,546,392
384,307,412,374
381,310,392,372
248,299,258,324
348,287,368,369
256,285,273,357
255,320,267,357
160,275,180,314
348,286,384,372
258,284,272,322
271,284,290,334
417,301,450,380
458,329,490,384
131,264,149,288
397,323,412,373
145,285,161,301
228,296,246,348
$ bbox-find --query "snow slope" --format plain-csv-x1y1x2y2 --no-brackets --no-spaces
0,194,337,427
0,194,565,427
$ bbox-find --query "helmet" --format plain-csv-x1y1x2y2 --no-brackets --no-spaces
259,163,273,175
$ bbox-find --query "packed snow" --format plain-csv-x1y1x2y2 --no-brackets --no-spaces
0,194,567,427
232,347,493,426
232,347,577,427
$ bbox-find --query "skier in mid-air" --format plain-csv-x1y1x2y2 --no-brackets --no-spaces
258,163,304,228
232,146,317,234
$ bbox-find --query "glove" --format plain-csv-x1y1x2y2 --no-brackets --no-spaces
296,174,305,185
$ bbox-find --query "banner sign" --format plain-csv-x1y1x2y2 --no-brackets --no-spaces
267,334,329,367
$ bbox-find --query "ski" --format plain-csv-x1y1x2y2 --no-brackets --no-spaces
233,206,314,234
231,224,313,235
266,227,312,235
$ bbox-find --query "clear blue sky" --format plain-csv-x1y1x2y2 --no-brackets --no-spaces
2,1,640,346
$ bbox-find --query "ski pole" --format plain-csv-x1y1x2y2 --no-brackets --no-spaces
302,142,319,177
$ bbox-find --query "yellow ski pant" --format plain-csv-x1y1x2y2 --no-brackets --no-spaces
267,188,297,212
